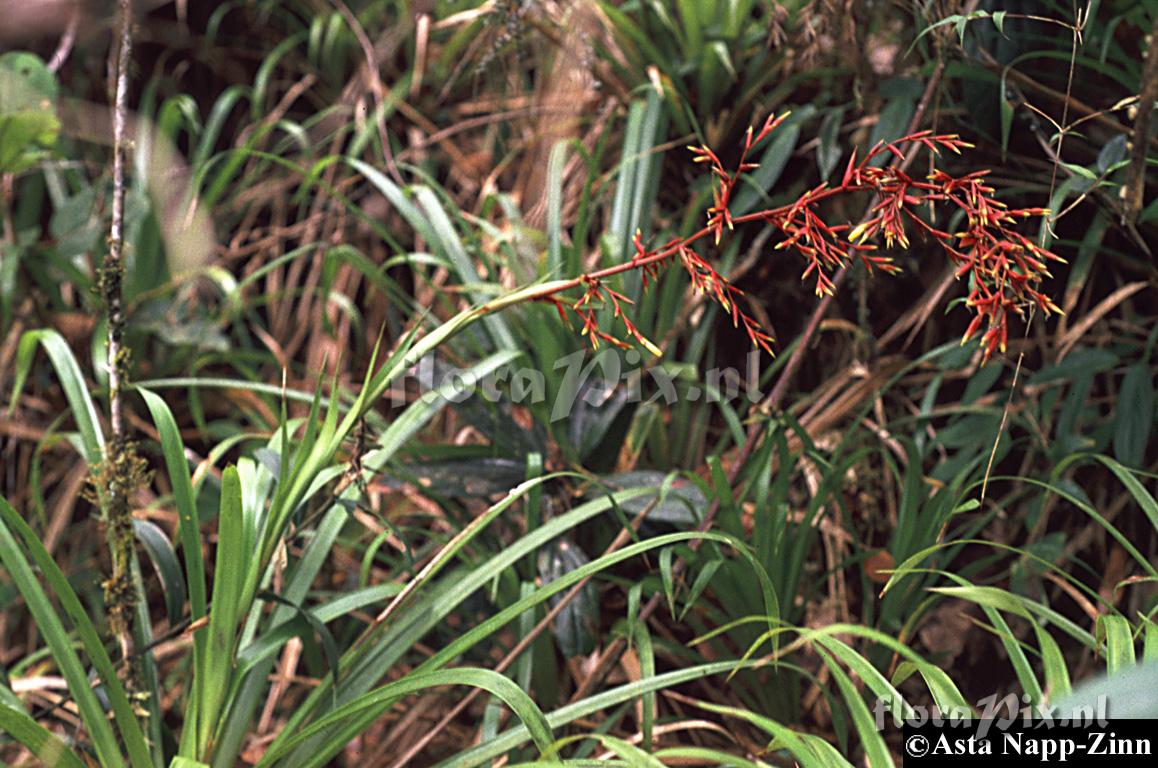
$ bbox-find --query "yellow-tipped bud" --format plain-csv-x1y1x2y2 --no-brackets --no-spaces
638,335,663,357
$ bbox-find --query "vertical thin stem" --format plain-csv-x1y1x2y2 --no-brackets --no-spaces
107,2,131,439
101,0,138,669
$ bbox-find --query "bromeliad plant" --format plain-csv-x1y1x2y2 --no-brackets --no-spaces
1,98,1064,768
531,113,1063,363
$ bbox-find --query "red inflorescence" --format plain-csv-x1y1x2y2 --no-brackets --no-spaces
546,115,1061,363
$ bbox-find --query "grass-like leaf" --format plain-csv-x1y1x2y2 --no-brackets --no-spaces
0,496,152,768
0,702,87,768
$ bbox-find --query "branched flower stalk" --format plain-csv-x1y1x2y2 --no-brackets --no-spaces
513,113,1063,363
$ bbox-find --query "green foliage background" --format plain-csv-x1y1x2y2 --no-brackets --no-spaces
1,1,1156,766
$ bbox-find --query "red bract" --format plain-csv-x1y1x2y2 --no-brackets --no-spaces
532,114,1060,364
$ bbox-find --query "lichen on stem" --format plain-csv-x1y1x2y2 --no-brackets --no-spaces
98,0,143,678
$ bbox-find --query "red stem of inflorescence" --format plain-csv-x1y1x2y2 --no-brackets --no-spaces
526,112,1063,363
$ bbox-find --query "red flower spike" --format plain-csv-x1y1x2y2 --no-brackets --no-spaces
841,148,859,187
535,115,1056,361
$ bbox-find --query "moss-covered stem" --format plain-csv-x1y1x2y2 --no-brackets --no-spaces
99,0,139,671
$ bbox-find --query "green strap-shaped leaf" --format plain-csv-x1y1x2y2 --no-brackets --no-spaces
0,496,152,768
138,388,207,618
257,668,557,767
134,518,188,625
10,329,105,464
817,646,895,767
195,466,247,757
0,702,87,768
